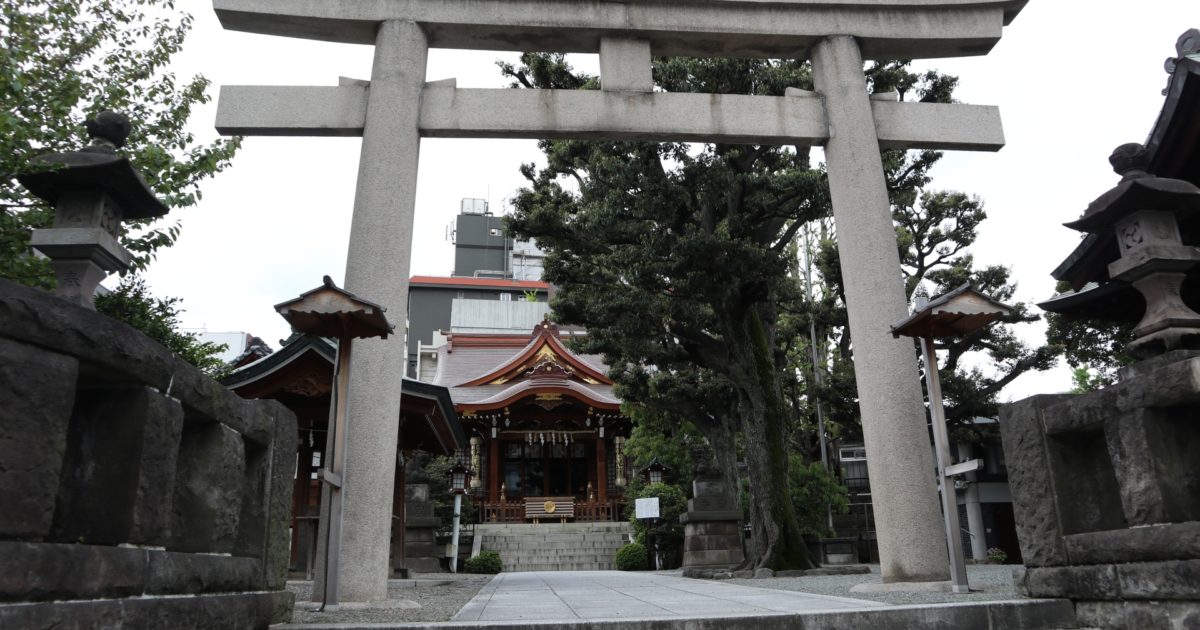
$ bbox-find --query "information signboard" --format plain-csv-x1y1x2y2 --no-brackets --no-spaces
635,497,660,519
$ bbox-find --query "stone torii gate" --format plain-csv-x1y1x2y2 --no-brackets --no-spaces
214,0,1025,601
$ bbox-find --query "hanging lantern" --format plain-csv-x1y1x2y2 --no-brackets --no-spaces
639,458,671,485
447,461,472,495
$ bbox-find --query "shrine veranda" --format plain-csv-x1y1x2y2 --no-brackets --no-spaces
214,0,1026,601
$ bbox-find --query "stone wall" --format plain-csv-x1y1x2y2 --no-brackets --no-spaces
1000,352,1200,630
0,279,297,629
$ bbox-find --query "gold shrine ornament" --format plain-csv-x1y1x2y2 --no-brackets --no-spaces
543,500,557,514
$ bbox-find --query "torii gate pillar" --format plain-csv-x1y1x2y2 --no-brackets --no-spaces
812,35,948,580
311,20,428,602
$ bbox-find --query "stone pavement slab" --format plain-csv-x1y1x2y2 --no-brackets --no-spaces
451,570,886,623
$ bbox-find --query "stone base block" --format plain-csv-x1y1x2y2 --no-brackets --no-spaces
0,542,265,603
681,517,744,569
0,590,292,630
1076,600,1200,630
0,338,77,539
683,549,742,567
1064,521,1200,565
1016,560,1200,601
404,527,443,573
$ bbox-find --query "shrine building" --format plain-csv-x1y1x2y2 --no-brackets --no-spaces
424,319,633,523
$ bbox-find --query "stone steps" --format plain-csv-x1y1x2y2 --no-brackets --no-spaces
478,522,633,572
485,541,626,551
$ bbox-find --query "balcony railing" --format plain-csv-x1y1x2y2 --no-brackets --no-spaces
481,498,625,523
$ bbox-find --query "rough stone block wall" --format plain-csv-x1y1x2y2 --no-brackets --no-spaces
1000,353,1200,630
0,279,297,630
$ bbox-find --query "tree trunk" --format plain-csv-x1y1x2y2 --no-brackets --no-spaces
726,303,816,570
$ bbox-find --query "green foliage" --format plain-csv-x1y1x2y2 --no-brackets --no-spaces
522,289,539,302
621,408,701,493
2,0,241,287
788,457,849,538
1069,366,1109,394
94,276,228,377
986,547,1008,564
614,543,648,571
625,482,688,568
463,550,502,574
1046,308,1134,387
423,455,478,530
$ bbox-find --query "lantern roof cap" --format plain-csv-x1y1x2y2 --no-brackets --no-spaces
891,283,1014,339
274,276,394,340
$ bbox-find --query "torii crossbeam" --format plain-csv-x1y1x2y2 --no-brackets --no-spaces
214,0,1026,601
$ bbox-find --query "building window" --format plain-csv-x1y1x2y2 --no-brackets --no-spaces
500,293,512,301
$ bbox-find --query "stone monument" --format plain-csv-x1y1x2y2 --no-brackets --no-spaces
680,444,745,574
402,453,444,574
212,0,1028,597
1004,34,1200,629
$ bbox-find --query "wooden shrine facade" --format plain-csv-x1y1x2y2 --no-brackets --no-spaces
223,334,465,576
430,321,632,522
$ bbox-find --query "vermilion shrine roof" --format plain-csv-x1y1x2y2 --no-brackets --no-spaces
431,320,622,412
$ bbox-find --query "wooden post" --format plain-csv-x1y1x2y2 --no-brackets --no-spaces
488,438,500,503
596,436,608,505
320,338,353,608
921,336,971,593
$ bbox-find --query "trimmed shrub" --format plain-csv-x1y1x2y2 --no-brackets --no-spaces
464,550,503,574
615,543,648,571
626,482,687,568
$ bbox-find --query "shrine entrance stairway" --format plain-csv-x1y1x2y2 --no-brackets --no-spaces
476,522,633,572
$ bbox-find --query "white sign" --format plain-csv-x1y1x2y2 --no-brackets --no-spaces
635,497,660,519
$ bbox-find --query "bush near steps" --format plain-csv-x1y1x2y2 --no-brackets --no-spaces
615,543,648,571
465,550,503,574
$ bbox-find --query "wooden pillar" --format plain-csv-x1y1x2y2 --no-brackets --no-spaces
596,436,608,503
488,438,500,502
391,454,406,576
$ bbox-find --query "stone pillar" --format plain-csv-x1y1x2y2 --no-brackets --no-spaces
680,479,745,572
333,19,429,602
958,442,988,561
402,483,442,573
599,37,653,93
810,35,948,583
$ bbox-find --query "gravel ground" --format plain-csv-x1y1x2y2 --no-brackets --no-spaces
726,563,1024,606
285,573,492,625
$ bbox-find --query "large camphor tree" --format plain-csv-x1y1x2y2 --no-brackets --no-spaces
503,54,825,570
504,54,1059,569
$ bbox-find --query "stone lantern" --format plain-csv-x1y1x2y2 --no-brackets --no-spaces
1060,143,1200,357
17,111,169,308
639,458,671,486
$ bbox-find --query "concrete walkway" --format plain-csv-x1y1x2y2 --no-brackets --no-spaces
452,571,885,622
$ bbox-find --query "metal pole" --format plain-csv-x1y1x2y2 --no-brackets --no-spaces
321,339,353,609
802,226,834,532
450,493,463,573
920,337,970,594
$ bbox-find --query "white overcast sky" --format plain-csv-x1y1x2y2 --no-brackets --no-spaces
140,1,1198,399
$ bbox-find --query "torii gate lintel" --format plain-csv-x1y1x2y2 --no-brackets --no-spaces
214,0,1028,603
